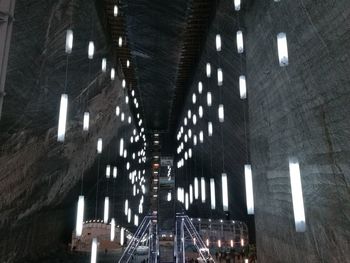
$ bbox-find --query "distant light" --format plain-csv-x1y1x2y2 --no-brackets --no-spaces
124,199,128,216
193,114,197,125
113,167,117,178
120,227,125,245
289,158,306,232
65,29,73,54
234,0,241,11
97,138,103,154
193,135,197,146
184,117,188,126
122,79,126,88
106,165,111,179
230,240,234,247
244,164,254,214
57,94,68,142
188,110,192,119
206,238,209,247
192,93,197,104
126,59,130,68
222,173,229,211
218,239,221,248
208,122,213,136
134,214,139,226
210,178,216,210
167,192,172,201
116,106,120,116
104,197,109,223
82,111,90,131
207,92,212,107
75,195,84,236
277,32,289,66
110,218,115,241
216,34,222,52
111,68,115,80
189,184,193,204
125,95,129,104
194,177,199,199
239,75,247,99
218,104,224,123
198,81,203,94
236,31,244,53
188,148,192,158
185,192,189,210
88,41,94,59
118,36,123,47
121,112,125,122
199,131,204,143
201,177,206,203
114,5,118,16
198,106,203,118
206,63,211,78
102,58,107,72
90,238,97,263
127,208,131,223
217,68,223,86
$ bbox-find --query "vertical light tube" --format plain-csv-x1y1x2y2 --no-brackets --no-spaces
198,81,203,94
239,75,247,99
289,158,306,232
210,178,216,210
124,199,128,216
199,131,204,143
201,177,206,203
216,34,222,51
206,63,211,78
236,31,244,53
75,195,84,237
106,165,111,179
277,33,289,66
102,58,107,72
244,164,254,214
198,106,203,118
116,106,120,116
128,208,131,223
113,167,117,178
114,5,118,16
88,41,95,59
57,94,68,142
234,0,241,11
104,197,109,224
222,173,229,211
65,29,73,54
217,68,223,86
110,218,115,241
134,214,139,226
119,138,124,157
97,138,102,154
207,92,212,107
120,227,125,245
110,68,115,80
194,177,199,200
189,184,193,204
83,112,90,131
185,192,189,210
218,104,224,123
208,122,213,136
90,238,97,263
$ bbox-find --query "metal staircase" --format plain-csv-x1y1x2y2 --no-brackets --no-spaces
175,214,214,263
118,215,156,263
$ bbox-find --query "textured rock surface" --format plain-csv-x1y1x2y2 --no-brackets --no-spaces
245,0,350,262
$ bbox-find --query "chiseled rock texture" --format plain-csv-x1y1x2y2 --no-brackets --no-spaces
0,0,131,261
245,0,350,262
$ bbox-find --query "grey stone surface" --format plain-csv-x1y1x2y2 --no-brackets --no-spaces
245,0,350,262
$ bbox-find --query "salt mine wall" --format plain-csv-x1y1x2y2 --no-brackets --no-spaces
245,0,350,262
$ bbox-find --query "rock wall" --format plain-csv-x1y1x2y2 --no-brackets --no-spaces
245,0,350,262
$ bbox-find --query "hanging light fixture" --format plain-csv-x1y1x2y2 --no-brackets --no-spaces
206,63,211,78
193,114,197,125
134,214,139,226
75,195,84,236
216,34,222,51
185,193,189,210
118,36,123,47
217,68,223,86
83,112,90,131
193,135,197,146
97,138,103,154
239,75,247,99
189,184,193,204
192,93,197,104
120,227,125,245
236,31,244,53
244,164,254,215
124,199,128,216
289,158,306,232
194,177,199,199
198,81,203,94
111,68,115,80
114,5,118,17
210,178,216,210
126,59,130,68
106,165,111,179
104,197,109,223
277,33,289,66
127,208,131,223
88,41,95,59
218,104,224,123
199,131,204,143
113,167,117,178
116,106,120,116
57,94,68,142
222,173,229,211
90,238,98,263
234,0,241,11
201,177,206,203
102,58,107,72
110,218,115,241
207,92,212,107
122,79,126,88
208,122,213,136
187,109,192,119
198,106,203,118
65,29,73,54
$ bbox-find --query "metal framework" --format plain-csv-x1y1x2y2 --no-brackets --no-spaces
0,0,15,119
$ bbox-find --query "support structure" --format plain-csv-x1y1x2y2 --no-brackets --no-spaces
0,0,15,119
